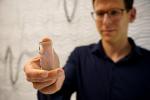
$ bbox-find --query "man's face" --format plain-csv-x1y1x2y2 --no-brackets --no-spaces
93,0,134,43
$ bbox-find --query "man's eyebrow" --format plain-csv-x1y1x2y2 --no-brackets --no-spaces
95,8,124,12
95,10,105,13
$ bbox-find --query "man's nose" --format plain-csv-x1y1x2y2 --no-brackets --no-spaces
102,14,112,25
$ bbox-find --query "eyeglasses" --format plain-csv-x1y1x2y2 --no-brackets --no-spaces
91,8,125,22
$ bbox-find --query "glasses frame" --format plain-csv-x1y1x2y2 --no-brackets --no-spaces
91,8,126,22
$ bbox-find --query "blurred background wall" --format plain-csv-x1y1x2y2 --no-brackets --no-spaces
0,0,150,100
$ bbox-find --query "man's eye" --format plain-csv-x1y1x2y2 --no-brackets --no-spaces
96,12,105,16
110,10,119,16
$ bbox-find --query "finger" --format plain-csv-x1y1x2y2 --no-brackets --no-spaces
25,69,49,82
24,55,48,81
24,55,41,73
39,68,65,94
32,79,57,90
39,82,58,94
26,77,48,82
30,55,41,69
32,68,62,82
26,68,63,82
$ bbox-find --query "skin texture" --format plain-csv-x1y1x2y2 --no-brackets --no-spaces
24,37,65,94
94,0,136,62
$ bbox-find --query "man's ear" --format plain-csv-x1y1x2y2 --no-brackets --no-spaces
129,7,136,23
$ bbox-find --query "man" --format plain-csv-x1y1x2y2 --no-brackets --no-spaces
24,0,150,100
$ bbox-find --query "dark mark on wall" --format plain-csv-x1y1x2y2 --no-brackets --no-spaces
64,0,78,23
0,46,35,85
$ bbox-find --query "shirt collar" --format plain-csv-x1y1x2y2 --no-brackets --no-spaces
91,37,143,58
128,37,143,56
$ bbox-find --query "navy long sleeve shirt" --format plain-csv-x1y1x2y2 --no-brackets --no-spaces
38,37,150,100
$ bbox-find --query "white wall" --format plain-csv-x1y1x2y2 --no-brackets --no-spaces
0,0,150,100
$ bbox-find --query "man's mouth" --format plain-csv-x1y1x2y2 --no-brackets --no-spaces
102,29,115,33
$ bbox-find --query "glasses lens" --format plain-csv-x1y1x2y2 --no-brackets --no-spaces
92,8,124,21
109,9,121,16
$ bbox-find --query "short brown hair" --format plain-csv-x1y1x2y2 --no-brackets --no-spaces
92,0,134,12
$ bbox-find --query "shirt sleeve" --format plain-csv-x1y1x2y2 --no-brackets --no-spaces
37,47,79,100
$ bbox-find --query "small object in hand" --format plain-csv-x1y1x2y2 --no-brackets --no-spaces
39,37,59,70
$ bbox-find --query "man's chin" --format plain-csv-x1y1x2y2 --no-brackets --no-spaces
102,37,114,43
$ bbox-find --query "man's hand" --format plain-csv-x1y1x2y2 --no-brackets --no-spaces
24,55,65,94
